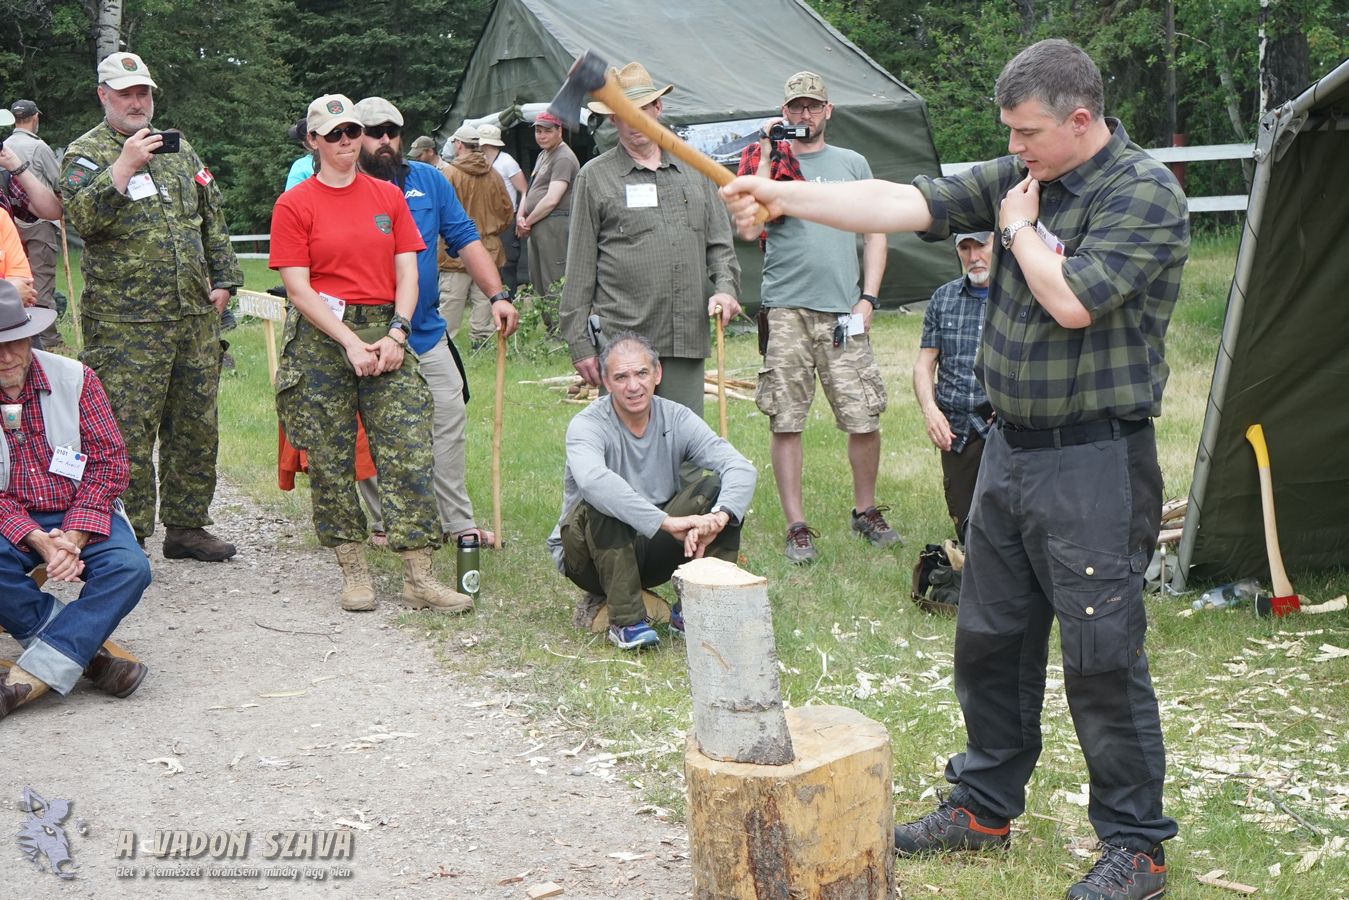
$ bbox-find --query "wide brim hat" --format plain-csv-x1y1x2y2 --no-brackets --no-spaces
0,281,57,341
307,94,362,136
475,123,505,147
586,61,674,115
98,52,158,90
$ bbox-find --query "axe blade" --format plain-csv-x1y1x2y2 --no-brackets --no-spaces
548,50,609,128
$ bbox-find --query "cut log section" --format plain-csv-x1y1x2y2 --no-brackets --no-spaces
686,704,894,899
673,557,792,764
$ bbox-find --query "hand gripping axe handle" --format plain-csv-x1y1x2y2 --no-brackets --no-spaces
548,51,769,225
1244,423,1300,616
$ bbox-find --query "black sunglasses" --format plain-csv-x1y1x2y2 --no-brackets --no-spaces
315,123,363,143
366,124,401,140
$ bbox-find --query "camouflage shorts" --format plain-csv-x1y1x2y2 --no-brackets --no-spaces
755,307,887,433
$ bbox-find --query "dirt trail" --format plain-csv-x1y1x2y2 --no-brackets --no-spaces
2,481,690,898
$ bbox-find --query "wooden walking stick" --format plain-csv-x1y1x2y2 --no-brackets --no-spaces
713,304,728,438
59,218,82,351
492,329,506,550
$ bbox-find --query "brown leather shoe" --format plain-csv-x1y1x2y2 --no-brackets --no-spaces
0,680,33,721
163,527,237,561
84,648,148,698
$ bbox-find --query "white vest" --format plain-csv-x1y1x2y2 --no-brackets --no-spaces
0,349,84,492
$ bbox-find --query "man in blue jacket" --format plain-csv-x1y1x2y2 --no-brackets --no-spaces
354,97,518,548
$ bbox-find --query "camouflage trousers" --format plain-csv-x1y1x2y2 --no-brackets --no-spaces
275,303,439,551
80,313,222,540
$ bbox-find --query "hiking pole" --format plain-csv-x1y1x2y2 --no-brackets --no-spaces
713,304,728,438
492,329,506,550
59,218,82,351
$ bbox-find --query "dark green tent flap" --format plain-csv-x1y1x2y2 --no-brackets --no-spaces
444,0,958,307
1174,59,1349,587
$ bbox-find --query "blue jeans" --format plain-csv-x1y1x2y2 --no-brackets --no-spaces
0,511,150,694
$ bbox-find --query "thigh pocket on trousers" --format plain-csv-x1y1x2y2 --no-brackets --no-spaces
755,368,782,417
858,366,888,416
1048,534,1142,677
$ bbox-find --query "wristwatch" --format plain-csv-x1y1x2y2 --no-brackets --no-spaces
9,160,31,178
710,505,738,526
860,293,880,309
388,314,411,343
1000,219,1035,250
488,289,513,306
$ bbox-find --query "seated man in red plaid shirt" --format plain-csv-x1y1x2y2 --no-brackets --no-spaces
0,281,150,722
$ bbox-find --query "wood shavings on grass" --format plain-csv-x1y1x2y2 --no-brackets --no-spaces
1196,870,1258,894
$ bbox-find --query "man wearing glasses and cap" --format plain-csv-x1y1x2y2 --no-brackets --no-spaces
60,52,243,563
2,100,65,352
560,61,739,415
913,231,995,541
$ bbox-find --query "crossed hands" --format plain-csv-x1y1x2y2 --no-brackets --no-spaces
345,336,405,377
661,511,730,560
26,527,89,582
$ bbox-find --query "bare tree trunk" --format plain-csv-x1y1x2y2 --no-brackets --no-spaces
1163,0,1178,141
1014,0,1035,38
1217,63,1254,190
1258,0,1310,114
95,0,122,62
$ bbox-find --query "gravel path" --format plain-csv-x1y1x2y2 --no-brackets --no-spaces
2,481,691,898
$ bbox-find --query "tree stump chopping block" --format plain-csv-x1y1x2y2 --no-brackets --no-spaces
685,705,894,899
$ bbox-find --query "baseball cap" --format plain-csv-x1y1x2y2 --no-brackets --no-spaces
9,100,39,119
450,124,481,144
306,94,362,136
409,135,437,155
534,110,564,129
475,123,505,147
955,231,993,246
784,71,828,103
354,96,403,127
97,52,158,90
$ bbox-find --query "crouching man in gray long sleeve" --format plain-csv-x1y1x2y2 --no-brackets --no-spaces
547,331,756,651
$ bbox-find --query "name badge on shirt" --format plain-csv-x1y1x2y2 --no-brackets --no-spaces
625,184,658,208
1036,221,1066,256
49,446,88,481
319,292,346,321
126,172,157,201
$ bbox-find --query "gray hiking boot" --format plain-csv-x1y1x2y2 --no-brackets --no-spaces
1065,843,1167,900
893,797,1010,857
784,521,819,564
851,505,902,548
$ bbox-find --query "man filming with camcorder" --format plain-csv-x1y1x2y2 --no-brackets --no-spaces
738,71,896,565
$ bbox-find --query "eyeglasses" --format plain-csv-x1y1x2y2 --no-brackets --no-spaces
366,124,401,140
315,123,363,143
785,100,827,115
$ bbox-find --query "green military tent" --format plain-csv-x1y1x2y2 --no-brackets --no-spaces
440,0,958,308
1173,58,1349,588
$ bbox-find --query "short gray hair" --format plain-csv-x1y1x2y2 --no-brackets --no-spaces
995,39,1103,122
598,330,660,377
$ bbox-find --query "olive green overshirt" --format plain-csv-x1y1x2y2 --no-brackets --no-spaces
60,122,242,323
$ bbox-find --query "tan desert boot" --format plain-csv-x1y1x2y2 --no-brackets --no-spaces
398,547,472,613
334,542,377,611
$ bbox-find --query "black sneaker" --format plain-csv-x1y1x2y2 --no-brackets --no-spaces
893,797,1010,857
851,505,903,548
1065,843,1167,900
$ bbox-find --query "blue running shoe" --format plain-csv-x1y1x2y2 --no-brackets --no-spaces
669,602,685,637
608,620,660,650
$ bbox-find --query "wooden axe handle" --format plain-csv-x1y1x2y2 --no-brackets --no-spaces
590,79,769,225
492,330,506,550
714,305,728,439
1245,423,1295,599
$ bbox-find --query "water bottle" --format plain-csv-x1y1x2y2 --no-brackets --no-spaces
1191,578,1261,610
456,533,481,601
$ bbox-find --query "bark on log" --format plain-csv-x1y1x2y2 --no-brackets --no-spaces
686,705,894,899
673,557,792,764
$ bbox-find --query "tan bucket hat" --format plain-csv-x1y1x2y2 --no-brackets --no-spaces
476,123,506,147
586,62,674,115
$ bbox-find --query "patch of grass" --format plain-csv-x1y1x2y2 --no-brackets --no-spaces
212,238,1349,897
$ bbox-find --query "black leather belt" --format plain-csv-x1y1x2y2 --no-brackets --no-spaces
999,418,1149,449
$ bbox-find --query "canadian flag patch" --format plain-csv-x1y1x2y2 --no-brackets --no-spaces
194,167,214,186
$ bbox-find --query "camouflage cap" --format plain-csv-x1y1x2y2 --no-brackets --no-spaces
784,71,828,103
97,52,158,90
307,94,362,136
354,96,404,127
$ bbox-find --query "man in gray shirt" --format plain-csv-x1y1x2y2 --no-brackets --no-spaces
3,99,64,351
548,332,756,651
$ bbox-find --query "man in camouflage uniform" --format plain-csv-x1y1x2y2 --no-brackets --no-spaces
60,52,241,561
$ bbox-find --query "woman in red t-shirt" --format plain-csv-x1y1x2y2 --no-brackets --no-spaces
269,93,471,615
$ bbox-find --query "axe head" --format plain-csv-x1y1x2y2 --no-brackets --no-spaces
548,50,609,128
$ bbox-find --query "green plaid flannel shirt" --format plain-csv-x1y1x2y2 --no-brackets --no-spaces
913,120,1189,428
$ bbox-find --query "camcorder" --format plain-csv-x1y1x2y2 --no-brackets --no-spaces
150,130,181,154
768,123,810,141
